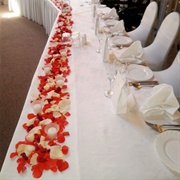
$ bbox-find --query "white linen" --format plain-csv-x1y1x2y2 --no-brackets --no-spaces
94,16,99,35
140,84,180,120
102,37,109,62
119,40,144,61
103,8,118,19
2,1,180,180
112,72,136,114
110,20,125,33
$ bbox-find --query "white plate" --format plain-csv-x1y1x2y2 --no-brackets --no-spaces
125,64,153,81
97,4,106,8
121,57,142,64
105,20,118,27
156,131,180,174
111,36,133,46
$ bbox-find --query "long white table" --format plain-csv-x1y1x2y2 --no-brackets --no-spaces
1,1,180,179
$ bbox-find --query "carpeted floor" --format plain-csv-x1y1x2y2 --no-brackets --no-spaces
0,4,48,170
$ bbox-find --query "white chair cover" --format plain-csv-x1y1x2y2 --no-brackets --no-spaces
128,1,158,47
143,12,180,71
154,51,180,103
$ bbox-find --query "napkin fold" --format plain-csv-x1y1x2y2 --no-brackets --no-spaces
94,16,99,35
112,72,136,115
119,40,143,61
103,8,118,19
140,84,180,120
102,37,109,62
110,20,125,33
91,0,99,3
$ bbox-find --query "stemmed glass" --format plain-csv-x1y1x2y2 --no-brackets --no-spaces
118,59,129,91
96,25,104,53
104,60,116,98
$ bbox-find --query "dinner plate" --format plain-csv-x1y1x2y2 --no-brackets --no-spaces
155,131,180,174
97,4,106,8
111,36,133,46
105,19,119,27
125,64,153,81
121,57,142,64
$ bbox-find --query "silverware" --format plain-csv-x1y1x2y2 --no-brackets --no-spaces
129,81,159,89
129,81,159,86
145,121,180,133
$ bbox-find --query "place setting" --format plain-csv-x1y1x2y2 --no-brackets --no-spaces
138,82,180,175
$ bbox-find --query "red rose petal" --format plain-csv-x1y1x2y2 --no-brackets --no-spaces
57,134,65,143
57,160,69,172
17,163,26,173
27,113,36,119
62,145,69,155
32,168,43,178
11,5,72,178
10,152,17,159
51,166,58,172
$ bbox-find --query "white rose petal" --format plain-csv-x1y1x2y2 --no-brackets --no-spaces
56,80,64,87
47,90,60,99
39,119,52,125
55,74,64,81
44,84,50,90
26,126,41,142
53,111,61,118
30,153,38,165
50,146,64,159
39,136,50,149
26,117,36,126
17,144,35,157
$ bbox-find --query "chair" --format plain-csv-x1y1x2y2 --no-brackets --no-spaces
128,1,158,47
153,51,180,102
143,12,180,71
117,0,150,31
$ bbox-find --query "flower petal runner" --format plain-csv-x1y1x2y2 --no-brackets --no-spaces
10,1,73,178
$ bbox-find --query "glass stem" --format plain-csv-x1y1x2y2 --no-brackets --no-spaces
98,40,101,52
109,79,112,92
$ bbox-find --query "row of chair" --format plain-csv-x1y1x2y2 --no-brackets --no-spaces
100,0,150,31
128,1,179,71
127,1,179,101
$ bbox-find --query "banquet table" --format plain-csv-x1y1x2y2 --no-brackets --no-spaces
1,1,180,180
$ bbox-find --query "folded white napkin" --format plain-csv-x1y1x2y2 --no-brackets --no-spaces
91,0,99,3
112,72,136,115
92,3,96,18
94,16,99,35
140,84,180,120
119,41,144,62
110,20,125,33
102,37,109,62
103,8,118,19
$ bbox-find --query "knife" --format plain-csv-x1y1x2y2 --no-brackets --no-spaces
129,81,159,86
145,121,180,133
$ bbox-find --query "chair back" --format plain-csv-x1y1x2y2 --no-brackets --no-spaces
128,1,158,47
154,51,180,102
143,12,180,71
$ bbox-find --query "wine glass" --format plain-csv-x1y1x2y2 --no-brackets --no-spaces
96,26,104,53
104,60,116,98
119,59,130,91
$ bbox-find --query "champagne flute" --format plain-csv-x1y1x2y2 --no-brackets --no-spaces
120,59,130,91
104,60,116,98
96,26,104,53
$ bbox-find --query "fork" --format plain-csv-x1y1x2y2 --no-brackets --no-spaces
145,121,180,133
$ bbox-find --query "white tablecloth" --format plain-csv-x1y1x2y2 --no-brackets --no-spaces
1,1,180,179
